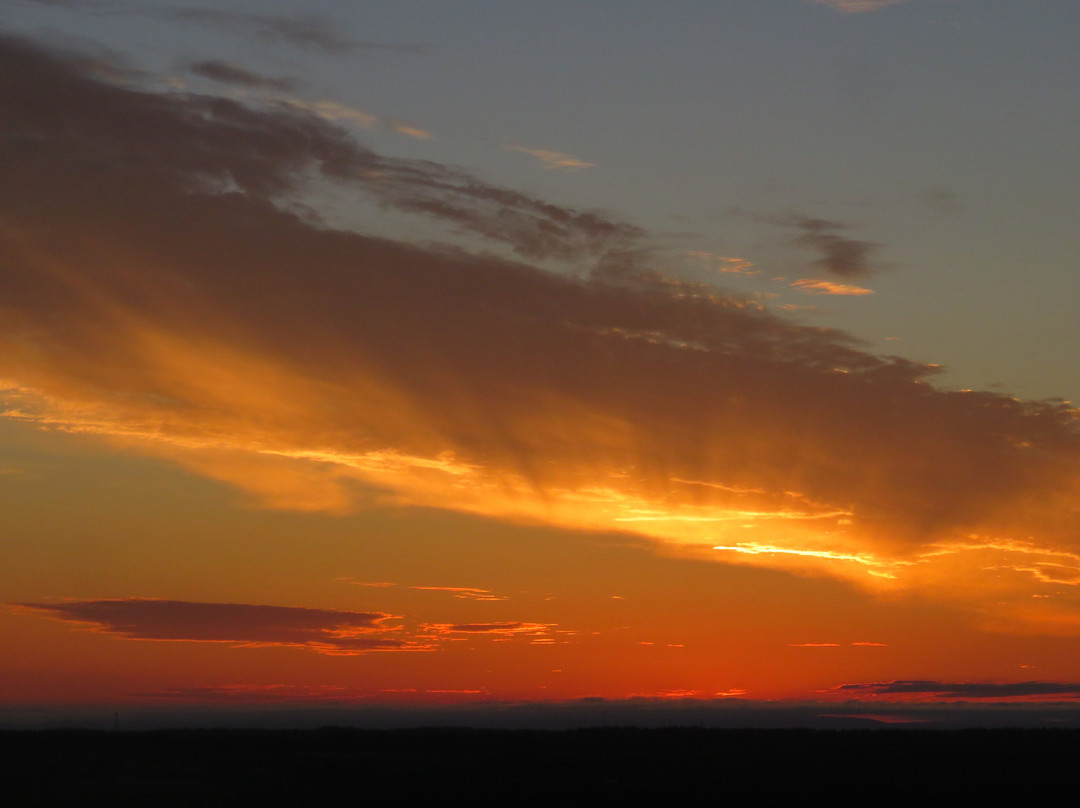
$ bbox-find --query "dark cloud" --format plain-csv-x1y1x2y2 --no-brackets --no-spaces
188,60,297,92
1,32,1079,596
782,214,880,278
10,599,411,654
359,156,642,260
836,681,1080,699
0,33,634,260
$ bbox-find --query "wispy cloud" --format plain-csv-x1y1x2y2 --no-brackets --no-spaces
163,9,424,54
685,252,759,276
188,61,297,92
791,279,874,296
183,63,436,141
782,215,880,278
345,581,507,600
812,0,909,13
277,98,379,129
408,587,508,601
424,622,557,636
504,144,595,171
788,641,887,647
387,118,435,140
350,581,399,588
920,186,964,214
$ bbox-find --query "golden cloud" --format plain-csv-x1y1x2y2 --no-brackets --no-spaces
791,279,874,296
3,34,1080,630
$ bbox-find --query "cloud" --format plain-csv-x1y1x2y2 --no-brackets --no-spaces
920,186,964,214
685,252,759,276
188,61,297,92
275,97,380,129
350,582,399,588
164,9,422,54
791,279,874,296
781,215,880,278
0,34,635,262
425,622,556,636
788,641,886,647
387,118,434,140
812,0,909,12
9,599,415,654
835,681,1080,700
408,587,508,601
2,33,1080,620
504,144,595,171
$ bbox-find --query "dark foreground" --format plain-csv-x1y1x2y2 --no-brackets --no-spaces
4,727,1076,805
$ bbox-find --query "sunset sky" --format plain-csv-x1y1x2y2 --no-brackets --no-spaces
3,0,1080,728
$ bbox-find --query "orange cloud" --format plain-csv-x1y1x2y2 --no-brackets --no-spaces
504,143,595,170
423,622,556,636
408,587,508,601
350,582,399,588
387,118,434,140
3,34,1080,632
685,252,759,276
791,279,874,295
280,98,379,128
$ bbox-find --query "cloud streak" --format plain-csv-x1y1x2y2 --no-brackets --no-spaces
425,622,557,636
505,144,595,171
408,587,508,601
188,61,297,92
812,0,909,12
791,279,874,296
164,9,421,53
9,599,413,654
835,681,1080,700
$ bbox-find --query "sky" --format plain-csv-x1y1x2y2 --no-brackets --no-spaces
2,0,1080,729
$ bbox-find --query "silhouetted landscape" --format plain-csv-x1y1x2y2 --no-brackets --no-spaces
5,727,1077,804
